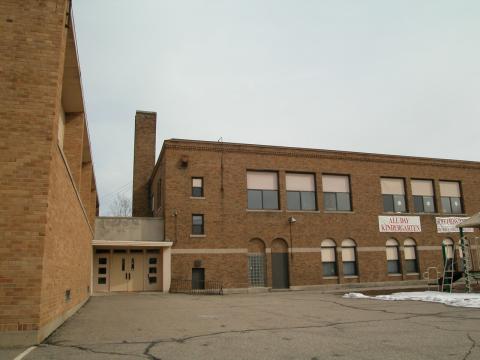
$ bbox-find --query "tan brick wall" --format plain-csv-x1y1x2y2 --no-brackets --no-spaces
39,148,93,329
0,0,97,345
132,111,156,217
155,140,480,288
63,113,85,188
0,0,70,336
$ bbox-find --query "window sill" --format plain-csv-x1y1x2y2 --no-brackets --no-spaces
322,276,339,279
387,273,402,277
286,210,321,213
343,275,359,279
324,211,354,214
190,197,205,200
406,273,420,276
246,209,282,213
382,212,410,215
190,234,206,238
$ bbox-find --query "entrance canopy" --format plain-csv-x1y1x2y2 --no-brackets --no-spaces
457,212,480,229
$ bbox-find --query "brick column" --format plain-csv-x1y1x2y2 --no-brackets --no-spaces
132,111,157,217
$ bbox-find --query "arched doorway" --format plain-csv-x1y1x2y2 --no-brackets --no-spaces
248,239,266,287
271,238,289,289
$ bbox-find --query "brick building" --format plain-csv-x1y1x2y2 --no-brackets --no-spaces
1,1,98,346
94,112,479,293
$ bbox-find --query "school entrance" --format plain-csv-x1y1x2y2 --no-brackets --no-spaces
93,217,172,293
93,248,170,292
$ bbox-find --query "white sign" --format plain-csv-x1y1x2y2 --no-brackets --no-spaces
435,217,474,233
378,216,421,233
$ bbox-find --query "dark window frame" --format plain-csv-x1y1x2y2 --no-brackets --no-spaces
439,180,464,214
192,214,204,235
286,172,318,211
192,177,204,197
381,177,408,213
386,245,401,274
246,170,280,210
404,245,419,274
321,245,338,277
341,246,358,276
322,173,352,212
411,178,436,214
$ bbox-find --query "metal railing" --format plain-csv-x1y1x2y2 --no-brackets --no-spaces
170,279,223,295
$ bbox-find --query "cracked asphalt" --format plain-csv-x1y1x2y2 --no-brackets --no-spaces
23,291,480,360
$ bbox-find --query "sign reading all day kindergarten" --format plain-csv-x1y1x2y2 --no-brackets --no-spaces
435,217,474,233
378,216,421,232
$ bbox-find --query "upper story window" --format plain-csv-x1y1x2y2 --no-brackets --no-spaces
411,179,435,213
192,177,204,197
247,171,279,210
381,178,406,213
322,175,351,211
439,181,463,214
192,214,204,235
286,173,316,211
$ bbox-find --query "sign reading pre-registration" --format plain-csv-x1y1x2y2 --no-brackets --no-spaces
435,217,474,233
378,216,421,233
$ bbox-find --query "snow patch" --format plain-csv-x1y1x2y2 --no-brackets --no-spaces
342,291,480,308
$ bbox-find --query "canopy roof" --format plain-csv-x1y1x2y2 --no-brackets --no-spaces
457,212,480,229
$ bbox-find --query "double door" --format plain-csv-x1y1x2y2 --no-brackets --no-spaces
108,249,161,292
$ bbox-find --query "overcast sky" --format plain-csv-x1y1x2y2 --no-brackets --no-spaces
72,0,480,215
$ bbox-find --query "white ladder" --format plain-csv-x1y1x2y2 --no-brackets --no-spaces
441,243,455,293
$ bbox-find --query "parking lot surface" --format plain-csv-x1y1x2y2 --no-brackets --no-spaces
20,291,480,359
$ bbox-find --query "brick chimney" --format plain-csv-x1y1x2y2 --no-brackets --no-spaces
132,111,156,217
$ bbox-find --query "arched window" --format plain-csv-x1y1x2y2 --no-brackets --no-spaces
403,238,418,273
341,239,357,276
386,239,400,274
321,239,337,277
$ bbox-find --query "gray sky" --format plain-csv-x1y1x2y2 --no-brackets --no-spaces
72,0,480,215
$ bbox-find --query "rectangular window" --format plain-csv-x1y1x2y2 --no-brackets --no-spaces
286,173,316,211
439,181,463,214
404,246,418,273
192,214,204,235
381,178,407,213
411,179,435,213
192,177,204,197
321,246,337,276
386,246,400,274
322,175,351,211
342,247,357,276
247,171,279,210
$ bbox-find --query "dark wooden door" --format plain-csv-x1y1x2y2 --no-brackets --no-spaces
192,268,205,289
272,253,289,289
